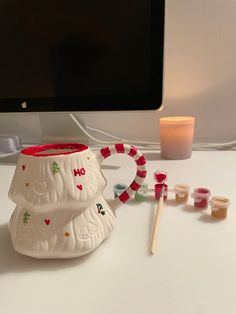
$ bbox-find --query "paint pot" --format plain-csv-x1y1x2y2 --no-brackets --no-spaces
154,170,168,183
113,183,127,199
174,184,190,203
191,187,211,209
210,196,230,219
155,183,168,200
135,183,148,201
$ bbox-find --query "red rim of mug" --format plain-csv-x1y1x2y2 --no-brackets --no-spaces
21,143,88,157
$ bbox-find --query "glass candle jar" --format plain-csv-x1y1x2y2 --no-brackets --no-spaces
160,116,195,160
191,187,211,209
174,184,190,203
210,196,230,219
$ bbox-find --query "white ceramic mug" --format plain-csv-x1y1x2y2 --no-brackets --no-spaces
8,143,146,259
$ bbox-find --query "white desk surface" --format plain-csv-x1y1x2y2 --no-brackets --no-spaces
0,151,236,314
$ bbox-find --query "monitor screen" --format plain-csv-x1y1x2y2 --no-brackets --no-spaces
0,0,164,112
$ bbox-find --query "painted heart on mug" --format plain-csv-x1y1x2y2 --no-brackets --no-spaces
44,218,51,226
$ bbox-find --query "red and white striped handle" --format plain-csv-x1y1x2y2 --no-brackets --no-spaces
97,144,147,210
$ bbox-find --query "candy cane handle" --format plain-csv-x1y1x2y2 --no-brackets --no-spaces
97,144,147,210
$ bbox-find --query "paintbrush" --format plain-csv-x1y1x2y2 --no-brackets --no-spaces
150,183,165,255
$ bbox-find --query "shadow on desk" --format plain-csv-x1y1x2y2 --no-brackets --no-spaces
0,223,93,275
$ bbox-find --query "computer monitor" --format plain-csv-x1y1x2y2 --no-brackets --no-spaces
0,0,164,112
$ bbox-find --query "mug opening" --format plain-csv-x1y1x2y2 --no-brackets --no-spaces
21,143,88,157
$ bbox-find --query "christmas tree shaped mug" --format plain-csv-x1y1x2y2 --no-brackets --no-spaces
8,143,146,259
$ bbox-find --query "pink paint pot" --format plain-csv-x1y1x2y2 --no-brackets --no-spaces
155,183,168,200
191,187,211,209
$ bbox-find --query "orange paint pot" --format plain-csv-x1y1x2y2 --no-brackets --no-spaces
210,196,230,219
174,184,190,203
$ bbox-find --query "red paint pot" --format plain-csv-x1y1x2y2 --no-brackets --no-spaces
191,187,211,209
155,183,168,200
154,171,167,183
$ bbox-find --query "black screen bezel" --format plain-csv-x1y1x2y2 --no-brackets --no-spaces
0,0,165,112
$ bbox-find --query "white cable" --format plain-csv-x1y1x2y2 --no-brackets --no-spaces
87,126,160,146
193,140,236,147
70,113,159,148
70,113,117,144
87,126,131,142
70,113,236,151
192,141,236,150
0,151,20,158
87,125,236,150
0,115,233,159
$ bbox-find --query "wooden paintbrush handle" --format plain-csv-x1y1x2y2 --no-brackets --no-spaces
150,195,164,255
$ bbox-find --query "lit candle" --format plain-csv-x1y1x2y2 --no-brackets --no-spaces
160,116,195,159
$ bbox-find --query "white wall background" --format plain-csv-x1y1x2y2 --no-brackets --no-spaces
0,0,236,144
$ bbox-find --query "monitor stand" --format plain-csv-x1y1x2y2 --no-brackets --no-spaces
38,112,91,144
